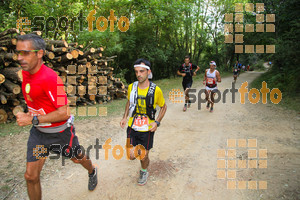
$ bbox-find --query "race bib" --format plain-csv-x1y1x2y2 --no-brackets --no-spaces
207,78,214,85
235,69,237,72
132,115,149,131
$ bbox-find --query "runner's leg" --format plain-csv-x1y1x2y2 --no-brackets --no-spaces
140,150,150,169
139,150,150,185
71,154,94,174
205,90,212,104
185,88,190,104
126,136,136,160
182,82,187,111
210,91,216,112
24,159,46,200
71,153,97,191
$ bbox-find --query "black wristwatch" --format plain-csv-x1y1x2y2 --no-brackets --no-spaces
32,116,39,126
155,121,160,127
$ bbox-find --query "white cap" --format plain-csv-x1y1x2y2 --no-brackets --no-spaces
210,61,216,66
134,64,153,79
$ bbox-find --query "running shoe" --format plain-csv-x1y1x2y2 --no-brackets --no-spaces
183,104,187,112
206,102,210,109
88,167,98,191
138,170,149,186
187,100,191,108
210,107,214,113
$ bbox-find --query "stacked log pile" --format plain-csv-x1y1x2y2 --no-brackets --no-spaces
0,28,127,123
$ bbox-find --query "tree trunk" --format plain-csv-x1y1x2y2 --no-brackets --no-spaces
0,74,5,84
0,28,19,38
0,109,8,123
12,105,24,116
44,50,55,59
45,39,68,48
0,52,18,61
3,79,21,94
53,47,67,54
1,67,23,82
0,94,7,104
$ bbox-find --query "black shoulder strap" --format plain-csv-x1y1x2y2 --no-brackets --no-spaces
146,81,156,106
146,81,157,120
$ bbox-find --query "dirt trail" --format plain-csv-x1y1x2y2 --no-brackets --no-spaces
1,71,299,200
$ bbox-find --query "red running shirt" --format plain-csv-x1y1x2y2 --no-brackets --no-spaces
22,64,68,128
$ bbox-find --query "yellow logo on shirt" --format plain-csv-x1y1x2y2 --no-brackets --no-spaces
25,83,30,94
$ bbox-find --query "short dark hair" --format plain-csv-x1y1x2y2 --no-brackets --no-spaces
17,34,45,51
184,55,190,60
134,58,151,68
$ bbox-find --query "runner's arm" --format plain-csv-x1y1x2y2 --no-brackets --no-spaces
177,70,185,77
216,71,221,82
16,105,69,126
193,66,200,75
120,100,130,128
203,69,207,85
149,103,167,132
156,103,167,123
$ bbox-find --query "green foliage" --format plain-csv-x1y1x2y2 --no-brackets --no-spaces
248,0,300,104
0,0,297,106
252,60,265,71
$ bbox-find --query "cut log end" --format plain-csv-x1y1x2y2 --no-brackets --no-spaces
12,105,24,116
0,109,8,123
0,74,5,84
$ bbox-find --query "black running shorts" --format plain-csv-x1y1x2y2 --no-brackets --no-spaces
127,127,154,150
27,126,81,162
182,80,193,91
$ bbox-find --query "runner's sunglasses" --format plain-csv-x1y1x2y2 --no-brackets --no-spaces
15,49,40,56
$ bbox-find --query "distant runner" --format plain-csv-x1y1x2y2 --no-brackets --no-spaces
203,61,221,112
177,55,200,111
233,64,239,83
238,62,242,76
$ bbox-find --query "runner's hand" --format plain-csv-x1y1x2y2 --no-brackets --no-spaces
16,112,32,126
149,122,157,132
182,73,186,77
193,72,196,76
203,80,206,85
120,118,127,129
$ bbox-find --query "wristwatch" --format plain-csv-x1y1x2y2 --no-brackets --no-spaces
32,116,39,126
155,121,160,127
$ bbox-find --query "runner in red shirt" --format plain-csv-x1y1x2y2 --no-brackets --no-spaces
22,62,68,128
15,34,98,200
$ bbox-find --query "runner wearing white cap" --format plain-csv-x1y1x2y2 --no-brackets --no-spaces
120,58,167,185
203,61,221,112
